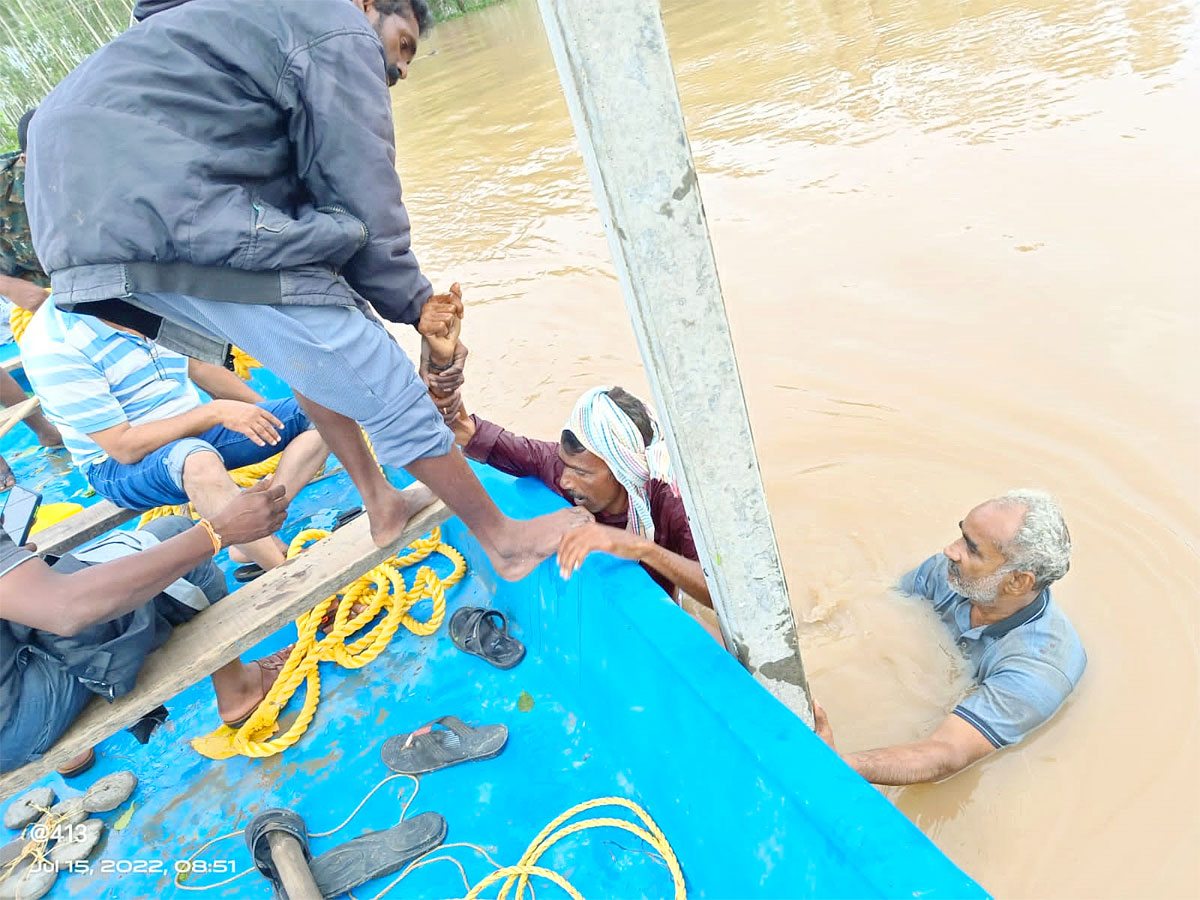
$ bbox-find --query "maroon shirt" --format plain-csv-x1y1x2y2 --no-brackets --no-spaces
463,416,698,597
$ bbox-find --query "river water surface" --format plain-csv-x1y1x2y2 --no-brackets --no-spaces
383,0,1199,895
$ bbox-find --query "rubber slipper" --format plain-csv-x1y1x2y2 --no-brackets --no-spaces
310,812,446,898
245,808,311,900
381,716,507,775
234,563,265,583
55,748,96,778
448,607,526,669
221,645,295,728
334,506,364,529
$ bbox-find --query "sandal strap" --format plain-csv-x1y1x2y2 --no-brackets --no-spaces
470,609,508,647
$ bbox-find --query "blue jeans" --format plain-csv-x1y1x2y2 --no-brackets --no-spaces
85,397,312,509
0,517,227,772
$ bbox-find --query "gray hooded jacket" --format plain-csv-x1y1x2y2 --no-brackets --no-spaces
26,0,432,350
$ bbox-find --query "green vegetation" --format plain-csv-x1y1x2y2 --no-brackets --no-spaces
0,0,510,149
425,0,508,20
0,0,133,149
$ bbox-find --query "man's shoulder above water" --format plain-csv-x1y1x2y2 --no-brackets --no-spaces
901,553,1086,677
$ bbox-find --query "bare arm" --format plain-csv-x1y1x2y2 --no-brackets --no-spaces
89,401,285,465
814,704,995,785
639,541,710,606
2,482,288,636
556,523,709,605
187,359,263,403
0,275,48,312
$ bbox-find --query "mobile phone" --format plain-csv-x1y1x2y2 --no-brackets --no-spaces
1,485,42,547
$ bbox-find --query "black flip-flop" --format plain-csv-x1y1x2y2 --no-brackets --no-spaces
448,607,526,669
233,563,265,583
311,812,446,898
232,508,365,585
381,716,508,775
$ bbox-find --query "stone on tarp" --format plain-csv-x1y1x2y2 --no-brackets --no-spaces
47,818,104,869
82,771,137,813
38,798,85,829
3,789,56,831
0,838,29,867
0,858,57,900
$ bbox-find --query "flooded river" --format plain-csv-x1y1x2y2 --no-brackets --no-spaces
384,0,1199,895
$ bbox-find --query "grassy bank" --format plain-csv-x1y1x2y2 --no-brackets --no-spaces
0,0,510,149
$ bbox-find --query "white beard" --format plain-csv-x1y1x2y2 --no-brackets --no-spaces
948,564,1007,606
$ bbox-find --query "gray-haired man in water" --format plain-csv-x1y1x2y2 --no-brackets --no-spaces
814,490,1087,785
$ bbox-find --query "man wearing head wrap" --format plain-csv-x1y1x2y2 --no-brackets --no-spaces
444,384,711,612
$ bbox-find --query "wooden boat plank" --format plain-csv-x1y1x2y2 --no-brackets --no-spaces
0,396,40,440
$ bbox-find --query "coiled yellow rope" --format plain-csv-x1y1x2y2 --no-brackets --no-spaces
9,305,31,344
191,524,465,760
463,797,686,900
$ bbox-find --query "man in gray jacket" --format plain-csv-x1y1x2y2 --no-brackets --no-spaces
26,0,590,579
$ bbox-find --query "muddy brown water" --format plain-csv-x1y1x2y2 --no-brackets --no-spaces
382,0,1199,895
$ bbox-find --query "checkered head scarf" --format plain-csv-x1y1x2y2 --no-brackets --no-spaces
564,387,677,540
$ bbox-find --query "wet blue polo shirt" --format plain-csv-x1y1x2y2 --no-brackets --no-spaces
900,555,1087,748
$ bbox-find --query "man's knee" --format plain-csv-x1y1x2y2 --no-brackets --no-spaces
180,448,230,491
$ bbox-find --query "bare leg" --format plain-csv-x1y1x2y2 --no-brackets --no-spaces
293,392,432,547
182,451,285,569
406,448,591,581
0,369,61,447
271,429,329,503
294,392,589,578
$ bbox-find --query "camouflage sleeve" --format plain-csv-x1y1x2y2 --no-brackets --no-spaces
0,153,49,285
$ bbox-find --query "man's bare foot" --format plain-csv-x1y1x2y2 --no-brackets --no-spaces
478,506,593,582
365,482,437,548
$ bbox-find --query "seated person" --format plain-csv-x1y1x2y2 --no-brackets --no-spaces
0,480,292,775
813,490,1087,785
21,297,329,572
419,295,717,639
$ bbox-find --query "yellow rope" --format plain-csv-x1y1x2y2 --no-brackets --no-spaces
190,525,465,760
9,305,31,344
229,347,262,381
353,797,686,900
0,801,83,889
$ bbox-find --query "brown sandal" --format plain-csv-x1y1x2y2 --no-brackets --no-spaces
220,645,294,728
55,748,96,778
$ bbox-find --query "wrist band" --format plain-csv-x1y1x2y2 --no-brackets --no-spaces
195,518,223,556
427,359,455,372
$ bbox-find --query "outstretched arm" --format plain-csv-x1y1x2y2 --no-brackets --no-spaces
2,481,287,637
556,523,710,605
0,274,48,312
813,703,995,785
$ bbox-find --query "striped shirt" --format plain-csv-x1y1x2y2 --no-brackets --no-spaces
21,299,202,470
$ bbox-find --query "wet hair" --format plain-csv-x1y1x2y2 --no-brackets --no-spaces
561,387,654,455
16,108,35,154
375,0,434,35
994,489,1072,591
